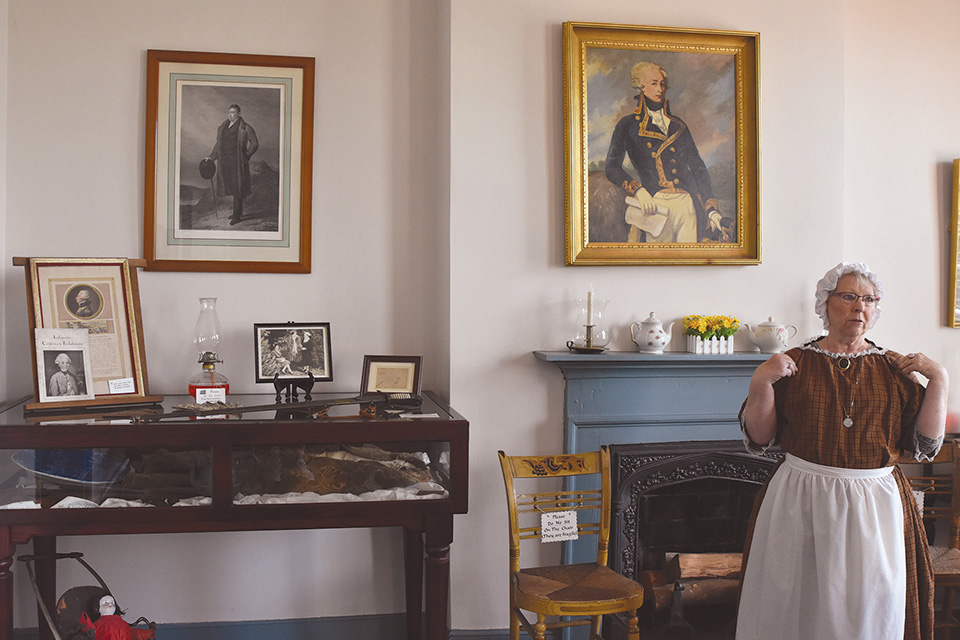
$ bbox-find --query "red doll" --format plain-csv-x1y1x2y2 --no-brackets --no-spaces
78,594,155,640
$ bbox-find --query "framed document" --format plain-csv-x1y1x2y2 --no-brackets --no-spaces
17,257,161,411
360,355,423,395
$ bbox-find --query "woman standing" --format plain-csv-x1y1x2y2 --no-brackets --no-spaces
736,262,948,640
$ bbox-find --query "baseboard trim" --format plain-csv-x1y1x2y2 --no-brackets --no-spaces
15,614,511,640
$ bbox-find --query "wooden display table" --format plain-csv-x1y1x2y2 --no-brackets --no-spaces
0,392,469,640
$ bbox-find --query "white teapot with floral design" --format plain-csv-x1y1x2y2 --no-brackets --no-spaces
630,312,674,354
743,317,798,353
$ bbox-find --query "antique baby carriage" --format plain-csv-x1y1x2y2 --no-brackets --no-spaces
18,552,156,640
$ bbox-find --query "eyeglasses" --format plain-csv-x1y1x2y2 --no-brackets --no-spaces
830,291,880,306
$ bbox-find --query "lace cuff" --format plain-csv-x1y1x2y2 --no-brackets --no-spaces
740,410,776,455
914,431,944,462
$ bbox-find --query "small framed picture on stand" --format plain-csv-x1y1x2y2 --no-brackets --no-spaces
360,355,422,395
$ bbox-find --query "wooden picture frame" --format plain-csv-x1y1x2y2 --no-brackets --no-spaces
563,22,760,265
144,49,315,273
254,322,332,383
360,355,423,395
16,257,161,411
949,159,960,326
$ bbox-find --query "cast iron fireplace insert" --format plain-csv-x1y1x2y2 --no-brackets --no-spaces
608,440,782,639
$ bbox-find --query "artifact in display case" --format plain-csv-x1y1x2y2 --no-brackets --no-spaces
14,257,162,412
0,392,468,640
0,394,453,511
0,440,450,510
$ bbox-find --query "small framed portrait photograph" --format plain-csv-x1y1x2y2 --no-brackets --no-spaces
35,328,96,404
360,355,423,395
254,322,332,383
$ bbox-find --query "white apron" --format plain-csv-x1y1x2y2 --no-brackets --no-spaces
736,453,906,640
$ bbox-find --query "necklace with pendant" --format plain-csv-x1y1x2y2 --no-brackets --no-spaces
838,358,860,428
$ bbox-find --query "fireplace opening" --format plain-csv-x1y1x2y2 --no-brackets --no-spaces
609,441,782,640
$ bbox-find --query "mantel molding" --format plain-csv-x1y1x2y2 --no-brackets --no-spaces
533,350,770,379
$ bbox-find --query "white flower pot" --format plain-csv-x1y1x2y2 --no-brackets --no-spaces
687,335,735,355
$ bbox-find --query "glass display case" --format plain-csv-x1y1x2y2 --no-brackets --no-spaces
0,392,468,640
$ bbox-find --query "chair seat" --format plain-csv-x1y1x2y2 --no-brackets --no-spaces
514,562,643,614
931,546,960,575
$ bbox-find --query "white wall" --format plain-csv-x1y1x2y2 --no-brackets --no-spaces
2,0,446,627
840,0,960,386
3,0,960,632
447,0,845,625
0,0,8,400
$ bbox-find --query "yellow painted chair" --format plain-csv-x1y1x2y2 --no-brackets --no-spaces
498,447,643,640
902,439,960,639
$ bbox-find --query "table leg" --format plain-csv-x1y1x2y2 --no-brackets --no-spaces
0,528,11,640
424,516,453,640
33,537,56,640
403,527,424,640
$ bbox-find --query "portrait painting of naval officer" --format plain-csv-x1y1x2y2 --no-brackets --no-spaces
586,49,737,245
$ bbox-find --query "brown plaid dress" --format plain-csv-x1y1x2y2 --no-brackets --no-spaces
740,341,934,640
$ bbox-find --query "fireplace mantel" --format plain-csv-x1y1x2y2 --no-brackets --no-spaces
534,351,771,454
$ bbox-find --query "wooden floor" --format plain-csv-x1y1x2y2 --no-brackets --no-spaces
640,603,738,640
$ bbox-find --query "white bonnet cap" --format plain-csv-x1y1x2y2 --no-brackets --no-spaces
814,262,883,329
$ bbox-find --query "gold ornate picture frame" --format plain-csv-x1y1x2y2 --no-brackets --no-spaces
563,22,760,265
949,159,960,326
16,257,161,411
144,49,315,273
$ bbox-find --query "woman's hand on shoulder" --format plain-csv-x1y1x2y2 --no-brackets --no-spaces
893,351,948,383
752,353,798,386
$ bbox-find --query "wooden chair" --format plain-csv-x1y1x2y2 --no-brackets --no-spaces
902,439,960,639
498,447,643,640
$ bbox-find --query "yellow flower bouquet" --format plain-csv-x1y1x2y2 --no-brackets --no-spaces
682,315,739,354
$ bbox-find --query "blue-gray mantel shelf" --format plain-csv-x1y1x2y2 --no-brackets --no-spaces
533,350,771,454
534,350,771,566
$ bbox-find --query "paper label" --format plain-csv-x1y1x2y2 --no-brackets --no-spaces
196,387,227,404
541,510,579,543
108,378,135,394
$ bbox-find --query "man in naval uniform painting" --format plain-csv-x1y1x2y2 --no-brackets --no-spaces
604,61,726,244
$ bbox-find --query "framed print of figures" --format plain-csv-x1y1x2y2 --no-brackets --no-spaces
562,22,760,265
16,257,161,411
948,159,960,326
254,322,332,383
360,355,423,395
144,50,315,273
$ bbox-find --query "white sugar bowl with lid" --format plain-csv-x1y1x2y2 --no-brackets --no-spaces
743,317,798,354
630,312,674,354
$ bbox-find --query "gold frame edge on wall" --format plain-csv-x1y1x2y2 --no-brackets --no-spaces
949,159,960,327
